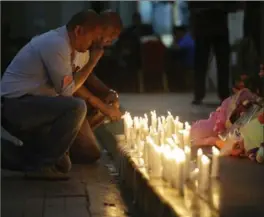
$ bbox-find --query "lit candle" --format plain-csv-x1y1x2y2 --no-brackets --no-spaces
137,140,144,157
211,146,220,178
162,145,173,183
172,134,180,146
151,143,162,178
143,138,149,168
184,146,191,181
184,121,191,131
174,116,179,134
198,155,210,192
178,130,184,149
159,130,165,146
151,110,157,131
172,148,185,192
166,137,176,148
182,129,190,147
166,111,174,138
197,148,203,171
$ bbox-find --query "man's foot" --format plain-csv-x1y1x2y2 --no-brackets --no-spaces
55,152,72,173
191,99,203,105
25,166,70,181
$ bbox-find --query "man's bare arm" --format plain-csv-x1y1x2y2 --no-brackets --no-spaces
74,85,109,114
85,73,110,98
73,48,104,93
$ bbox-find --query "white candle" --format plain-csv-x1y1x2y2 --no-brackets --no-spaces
166,137,176,148
146,136,153,170
166,111,174,138
182,129,190,147
178,121,184,131
143,138,149,168
172,148,185,192
197,148,203,171
211,146,220,178
184,146,191,181
150,132,159,146
151,143,162,178
172,134,180,146
159,130,165,146
184,121,191,131
162,145,173,183
178,130,184,148
137,140,144,157
198,155,210,192
151,110,157,130
174,116,179,134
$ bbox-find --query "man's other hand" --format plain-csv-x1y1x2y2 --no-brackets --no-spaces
105,105,122,121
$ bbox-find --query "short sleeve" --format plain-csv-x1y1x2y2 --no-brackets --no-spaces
39,38,75,96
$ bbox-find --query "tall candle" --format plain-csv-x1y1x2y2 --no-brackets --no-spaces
151,143,162,178
184,146,191,181
143,138,149,168
198,155,210,192
137,140,144,157
172,134,180,146
159,130,165,146
184,121,191,131
166,111,174,138
197,148,203,171
162,145,173,183
166,137,176,148
172,148,185,192
211,146,220,178
174,116,179,133
182,129,190,146
178,130,184,148
151,111,157,130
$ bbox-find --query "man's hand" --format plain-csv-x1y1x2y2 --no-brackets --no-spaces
104,105,122,121
89,96,122,121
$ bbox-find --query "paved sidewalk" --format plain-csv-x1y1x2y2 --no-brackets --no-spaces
1,152,130,217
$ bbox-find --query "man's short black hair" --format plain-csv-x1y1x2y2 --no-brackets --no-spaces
100,10,123,30
66,10,100,31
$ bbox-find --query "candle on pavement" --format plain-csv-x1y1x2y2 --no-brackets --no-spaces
211,146,220,178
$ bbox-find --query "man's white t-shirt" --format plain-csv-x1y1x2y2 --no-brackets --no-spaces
1,26,89,98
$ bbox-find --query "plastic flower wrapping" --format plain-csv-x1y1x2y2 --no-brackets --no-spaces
191,88,264,163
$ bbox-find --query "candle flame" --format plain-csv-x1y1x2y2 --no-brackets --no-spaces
201,155,210,164
198,148,203,156
212,146,220,155
175,148,186,163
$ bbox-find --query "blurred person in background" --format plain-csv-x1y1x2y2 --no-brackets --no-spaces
1,10,123,180
171,25,194,69
189,2,238,105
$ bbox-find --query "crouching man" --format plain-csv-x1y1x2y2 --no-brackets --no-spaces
1,10,123,180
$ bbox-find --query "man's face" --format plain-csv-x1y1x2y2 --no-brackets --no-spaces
74,25,101,52
97,26,121,47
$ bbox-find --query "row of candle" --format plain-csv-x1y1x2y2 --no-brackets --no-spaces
122,111,220,193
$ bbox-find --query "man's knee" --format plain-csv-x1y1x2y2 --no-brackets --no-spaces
70,98,87,121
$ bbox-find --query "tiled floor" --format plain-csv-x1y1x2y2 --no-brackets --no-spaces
1,153,129,217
